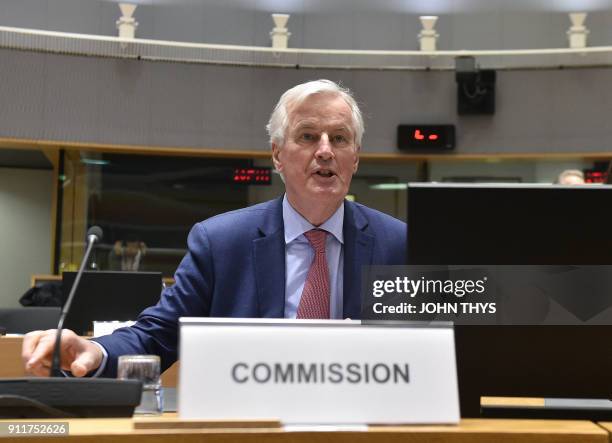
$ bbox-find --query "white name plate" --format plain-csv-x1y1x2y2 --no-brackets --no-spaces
178,318,459,425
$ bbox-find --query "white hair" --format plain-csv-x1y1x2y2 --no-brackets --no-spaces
557,169,585,184
266,79,364,148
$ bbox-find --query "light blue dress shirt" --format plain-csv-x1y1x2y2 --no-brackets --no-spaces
282,195,344,319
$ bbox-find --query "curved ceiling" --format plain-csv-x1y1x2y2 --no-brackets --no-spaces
1,1,612,50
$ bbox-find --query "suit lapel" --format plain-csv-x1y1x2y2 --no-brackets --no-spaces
253,198,286,318
343,202,374,319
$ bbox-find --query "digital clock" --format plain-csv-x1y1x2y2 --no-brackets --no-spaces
397,125,455,151
232,167,272,185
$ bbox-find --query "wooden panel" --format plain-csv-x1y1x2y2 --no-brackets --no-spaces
30,274,62,288
0,337,26,378
59,150,76,270
0,336,178,387
161,362,178,388
133,418,280,430
42,149,60,273
2,136,612,162
31,275,172,288
56,149,88,270
72,152,88,264
596,422,612,435
481,397,546,407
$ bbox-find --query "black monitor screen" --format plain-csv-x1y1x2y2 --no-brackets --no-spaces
406,183,612,417
62,271,162,336
408,183,612,265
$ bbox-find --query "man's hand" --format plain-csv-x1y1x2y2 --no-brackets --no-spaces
22,329,103,377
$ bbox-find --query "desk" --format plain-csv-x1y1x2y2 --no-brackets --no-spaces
597,422,612,436
0,337,179,387
0,336,609,442
0,417,607,443
0,338,25,378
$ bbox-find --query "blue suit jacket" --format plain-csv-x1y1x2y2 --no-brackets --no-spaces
95,197,406,376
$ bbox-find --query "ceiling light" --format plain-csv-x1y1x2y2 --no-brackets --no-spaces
270,13,291,49
80,158,110,166
567,12,589,49
117,3,139,42
418,16,439,51
370,183,408,191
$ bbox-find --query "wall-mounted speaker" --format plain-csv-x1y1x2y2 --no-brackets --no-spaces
456,70,496,115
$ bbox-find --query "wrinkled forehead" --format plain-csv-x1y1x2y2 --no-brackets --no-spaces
286,92,354,130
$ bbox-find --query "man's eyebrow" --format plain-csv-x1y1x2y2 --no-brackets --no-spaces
332,125,353,133
292,121,318,131
291,121,354,135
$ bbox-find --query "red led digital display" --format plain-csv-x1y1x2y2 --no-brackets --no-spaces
585,171,607,184
397,125,455,150
413,129,441,141
233,168,272,185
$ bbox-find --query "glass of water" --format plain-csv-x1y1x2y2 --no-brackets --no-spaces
117,355,162,416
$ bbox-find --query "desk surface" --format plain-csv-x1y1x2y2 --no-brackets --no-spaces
597,422,612,434
1,337,610,442
0,417,608,443
0,337,25,379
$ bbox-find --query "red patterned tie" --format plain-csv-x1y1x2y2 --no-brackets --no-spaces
297,229,330,319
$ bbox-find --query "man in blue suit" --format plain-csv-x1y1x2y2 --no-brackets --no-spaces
23,79,406,377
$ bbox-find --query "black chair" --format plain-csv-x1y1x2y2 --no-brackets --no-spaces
0,307,61,334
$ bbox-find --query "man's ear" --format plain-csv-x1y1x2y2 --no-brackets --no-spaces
272,143,283,172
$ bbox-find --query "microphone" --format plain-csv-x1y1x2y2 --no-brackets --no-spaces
50,226,103,377
0,226,142,418
86,225,103,245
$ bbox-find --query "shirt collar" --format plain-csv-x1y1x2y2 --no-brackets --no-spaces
283,194,344,245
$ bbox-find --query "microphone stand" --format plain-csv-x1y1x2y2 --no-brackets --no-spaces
50,232,98,377
0,226,143,418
